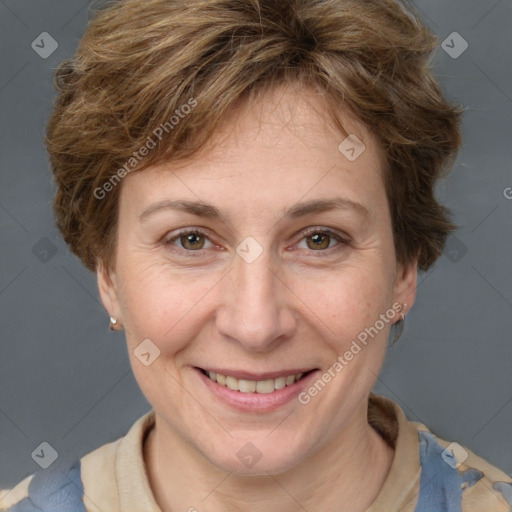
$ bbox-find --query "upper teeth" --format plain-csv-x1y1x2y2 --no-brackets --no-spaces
206,371,304,394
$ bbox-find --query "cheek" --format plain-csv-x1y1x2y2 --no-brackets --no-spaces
292,262,393,329
116,262,208,401
115,258,217,349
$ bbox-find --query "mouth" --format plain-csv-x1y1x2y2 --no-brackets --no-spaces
196,367,317,394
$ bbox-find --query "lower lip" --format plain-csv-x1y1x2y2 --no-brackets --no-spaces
195,368,319,413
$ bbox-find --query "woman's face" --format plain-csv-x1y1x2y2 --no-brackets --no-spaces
98,87,417,474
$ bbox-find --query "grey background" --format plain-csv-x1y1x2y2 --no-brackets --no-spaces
0,0,511,489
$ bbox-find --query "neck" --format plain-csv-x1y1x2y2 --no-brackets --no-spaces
144,401,394,512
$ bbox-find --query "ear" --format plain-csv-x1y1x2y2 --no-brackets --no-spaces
392,256,418,316
96,260,122,321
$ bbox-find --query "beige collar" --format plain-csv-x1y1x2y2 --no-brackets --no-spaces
112,394,423,512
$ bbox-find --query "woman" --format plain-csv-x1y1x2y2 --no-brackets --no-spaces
1,0,511,510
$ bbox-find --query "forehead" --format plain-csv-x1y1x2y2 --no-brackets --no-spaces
190,86,381,167
121,86,386,219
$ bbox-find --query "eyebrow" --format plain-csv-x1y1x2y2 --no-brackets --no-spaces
138,197,371,223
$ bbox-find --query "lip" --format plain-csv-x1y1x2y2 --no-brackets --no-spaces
194,367,320,413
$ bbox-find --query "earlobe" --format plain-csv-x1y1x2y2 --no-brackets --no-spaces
393,258,418,316
96,260,122,324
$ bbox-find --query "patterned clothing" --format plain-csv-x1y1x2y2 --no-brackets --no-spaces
1,393,511,511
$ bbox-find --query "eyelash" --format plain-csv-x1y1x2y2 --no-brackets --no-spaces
163,227,350,257
299,227,349,251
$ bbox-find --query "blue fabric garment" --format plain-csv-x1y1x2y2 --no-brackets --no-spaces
414,431,484,512
3,418,510,511
8,461,85,512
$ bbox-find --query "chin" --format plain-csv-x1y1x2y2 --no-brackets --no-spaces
202,435,309,476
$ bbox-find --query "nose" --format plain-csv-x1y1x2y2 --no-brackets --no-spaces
215,246,297,352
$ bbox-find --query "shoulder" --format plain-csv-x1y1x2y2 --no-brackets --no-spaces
0,460,86,512
368,393,512,512
0,411,154,512
0,439,124,512
413,424,512,512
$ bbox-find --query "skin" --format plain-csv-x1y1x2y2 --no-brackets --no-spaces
98,86,418,512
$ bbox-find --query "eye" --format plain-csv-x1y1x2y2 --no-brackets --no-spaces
163,226,349,257
295,227,349,252
164,229,214,252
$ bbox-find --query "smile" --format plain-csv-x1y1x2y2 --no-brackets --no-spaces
194,367,319,412
199,368,312,393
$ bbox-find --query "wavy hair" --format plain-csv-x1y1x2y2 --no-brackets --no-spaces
46,0,462,280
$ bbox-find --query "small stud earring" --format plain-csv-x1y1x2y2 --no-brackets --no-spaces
109,316,118,331
400,303,408,321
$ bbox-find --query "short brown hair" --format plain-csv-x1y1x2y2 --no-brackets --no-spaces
46,0,462,274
